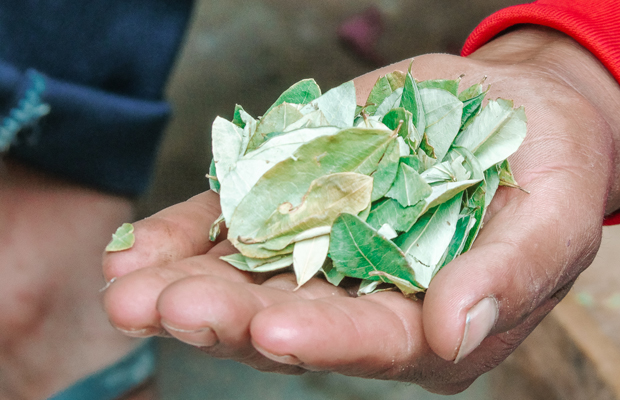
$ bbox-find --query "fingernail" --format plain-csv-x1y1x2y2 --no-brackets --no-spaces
99,277,117,293
116,326,162,338
454,297,498,363
253,343,303,366
161,321,219,347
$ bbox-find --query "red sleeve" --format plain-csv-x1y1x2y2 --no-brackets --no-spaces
461,0,620,225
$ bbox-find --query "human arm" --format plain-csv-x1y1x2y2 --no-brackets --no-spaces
0,1,194,397
101,25,620,393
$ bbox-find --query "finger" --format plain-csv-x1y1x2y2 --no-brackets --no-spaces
249,291,486,394
155,274,348,370
250,291,426,374
422,101,609,363
103,190,223,280
248,276,575,394
103,240,250,336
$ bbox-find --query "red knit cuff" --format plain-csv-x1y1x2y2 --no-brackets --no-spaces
603,212,620,226
461,0,620,85
461,0,620,225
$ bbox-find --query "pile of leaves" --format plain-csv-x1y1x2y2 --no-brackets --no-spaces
208,68,526,296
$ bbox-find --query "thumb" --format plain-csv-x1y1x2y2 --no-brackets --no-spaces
422,171,604,363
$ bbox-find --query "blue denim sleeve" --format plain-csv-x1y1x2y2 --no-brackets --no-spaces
0,0,195,196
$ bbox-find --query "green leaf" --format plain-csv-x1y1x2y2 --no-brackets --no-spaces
356,115,391,131
483,164,501,209
406,119,422,151
219,126,339,223
416,147,437,172
283,110,331,132
232,104,248,128
381,107,408,136
370,138,400,201
382,107,414,144
445,146,484,181
245,126,339,163
396,136,411,156
419,88,463,162
219,253,249,269
453,99,526,171
230,167,375,258
209,214,225,242
237,108,256,155
219,160,278,225
330,213,418,285
377,223,398,240
447,155,471,181
291,226,332,242
385,163,432,207
458,181,487,254
498,159,524,190
357,201,371,221
246,103,304,151
400,72,425,133
355,105,364,117
457,79,485,101
419,133,436,159
105,223,135,252
249,254,294,270
229,128,395,254
220,253,293,272
439,211,478,268
395,194,462,288
423,178,481,211
400,155,421,172
357,279,382,295
420,155,470,184
365,76,393,115
417,79,460,96
293,234,330,288
460,90,487,130
208,158,220,193
321,258,345,286
364,71,407,116
368,271,425,295
366,197,425,233
300,81,356,128
212,72,527,291
244,172,372,251
264,79,321,116
211,116,246,180
385,71,407,90
374,88,403,118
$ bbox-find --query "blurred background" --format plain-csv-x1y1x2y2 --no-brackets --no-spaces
133,0,620,399
138,0,524,216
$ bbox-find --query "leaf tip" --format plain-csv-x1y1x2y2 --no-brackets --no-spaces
105,223,135,252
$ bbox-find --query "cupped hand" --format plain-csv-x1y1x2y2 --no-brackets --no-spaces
102,26,620,393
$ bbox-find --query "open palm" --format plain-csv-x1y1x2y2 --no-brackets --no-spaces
103,27,620,394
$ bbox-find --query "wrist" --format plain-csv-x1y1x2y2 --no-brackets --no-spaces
469,26,620,215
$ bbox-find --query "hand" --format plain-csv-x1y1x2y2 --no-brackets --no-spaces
0,159,142,399
102,26,620,393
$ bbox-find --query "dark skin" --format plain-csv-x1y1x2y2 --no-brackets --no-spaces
103,27,620,394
